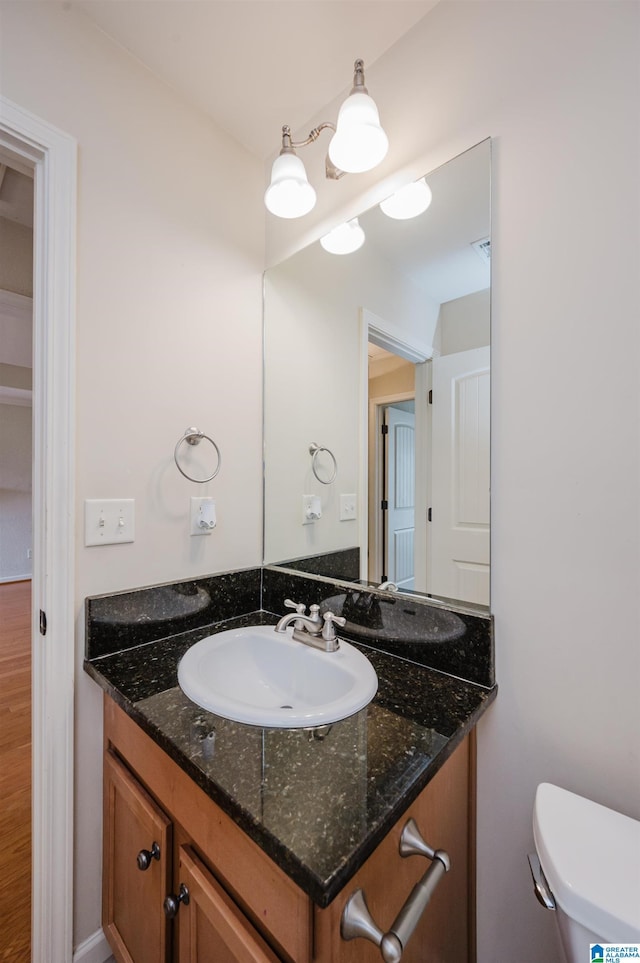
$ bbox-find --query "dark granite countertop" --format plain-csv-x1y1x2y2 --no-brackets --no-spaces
85,605,496,907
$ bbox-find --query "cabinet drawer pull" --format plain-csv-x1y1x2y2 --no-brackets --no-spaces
136,841,161,871
340,819,450,963
163,883,190,918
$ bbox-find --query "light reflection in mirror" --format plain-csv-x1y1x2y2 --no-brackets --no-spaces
263,139,491,609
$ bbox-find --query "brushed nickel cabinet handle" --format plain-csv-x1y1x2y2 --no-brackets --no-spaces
340,818,450,963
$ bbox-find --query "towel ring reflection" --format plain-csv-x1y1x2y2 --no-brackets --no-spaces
174,427,221,483
309,443,337,485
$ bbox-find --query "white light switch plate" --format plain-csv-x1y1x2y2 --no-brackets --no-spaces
340,494,357,521
85,499,135,546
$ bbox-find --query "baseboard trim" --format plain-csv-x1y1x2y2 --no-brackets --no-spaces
73,928,112,963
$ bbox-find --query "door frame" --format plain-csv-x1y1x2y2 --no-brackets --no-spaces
360,308,431,587
0,97,76,960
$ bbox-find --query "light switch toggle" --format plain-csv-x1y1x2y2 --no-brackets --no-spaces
191,497,216,536
85,499,135,546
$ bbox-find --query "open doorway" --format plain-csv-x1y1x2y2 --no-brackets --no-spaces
1,98,76,961
367,342,418,590
0,159,34,961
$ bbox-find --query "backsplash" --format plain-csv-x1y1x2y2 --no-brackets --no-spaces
86,565,493,688
272,547,360,581
86,568,261,658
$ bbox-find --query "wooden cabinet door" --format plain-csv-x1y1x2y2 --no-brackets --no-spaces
103,749,172,963
176,845,281,963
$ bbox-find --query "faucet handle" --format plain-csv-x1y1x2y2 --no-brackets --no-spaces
284,599,306,615
321,611,346,646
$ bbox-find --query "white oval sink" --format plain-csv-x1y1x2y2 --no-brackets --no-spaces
177,624,378,728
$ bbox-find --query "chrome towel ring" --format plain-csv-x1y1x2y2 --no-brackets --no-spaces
174,427,221,484
309,443,337,485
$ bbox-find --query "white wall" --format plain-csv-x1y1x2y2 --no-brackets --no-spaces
0,487,31,579
0,399,32,580
438,288,490,355
266,3,640,960
0,0,264,951
0,216,33,296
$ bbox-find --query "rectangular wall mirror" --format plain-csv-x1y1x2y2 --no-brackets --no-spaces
263,139,491,610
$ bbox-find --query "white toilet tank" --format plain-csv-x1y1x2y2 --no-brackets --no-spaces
533,782,640,963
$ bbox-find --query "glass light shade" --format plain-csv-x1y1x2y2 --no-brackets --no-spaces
320,218,365,255
264,151,316,218
328,92,389,174
379,178,433,220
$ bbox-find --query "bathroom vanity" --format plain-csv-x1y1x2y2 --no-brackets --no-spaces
85,568,496,963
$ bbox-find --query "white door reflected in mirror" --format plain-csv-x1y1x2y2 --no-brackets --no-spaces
430,348,490,605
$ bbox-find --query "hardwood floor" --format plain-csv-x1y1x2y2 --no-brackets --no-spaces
0,580,31,963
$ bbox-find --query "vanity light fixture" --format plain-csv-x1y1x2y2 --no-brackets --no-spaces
264,60,388,219
379,177,433,220
328,60,389,175
264,128,317,219
320,218,365,255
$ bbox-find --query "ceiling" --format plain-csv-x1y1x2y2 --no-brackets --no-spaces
71,0,437,161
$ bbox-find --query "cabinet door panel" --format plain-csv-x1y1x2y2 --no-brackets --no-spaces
177,845,281,963
103,749,172,963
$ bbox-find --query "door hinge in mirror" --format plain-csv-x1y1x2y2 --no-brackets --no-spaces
428,389,433,404
39,610,47,636
428,507,432,522
381,500,388,511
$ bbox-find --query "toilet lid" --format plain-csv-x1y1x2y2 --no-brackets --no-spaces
533,783,640,942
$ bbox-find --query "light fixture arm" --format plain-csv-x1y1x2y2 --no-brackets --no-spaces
279,124,345,181
285,122,335,151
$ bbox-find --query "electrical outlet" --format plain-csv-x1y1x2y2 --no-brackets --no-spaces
302,495,322,525
191,497,216,535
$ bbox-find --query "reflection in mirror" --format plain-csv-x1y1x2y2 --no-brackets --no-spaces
263,139,490,609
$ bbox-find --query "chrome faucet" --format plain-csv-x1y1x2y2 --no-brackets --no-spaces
275,599,346,653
